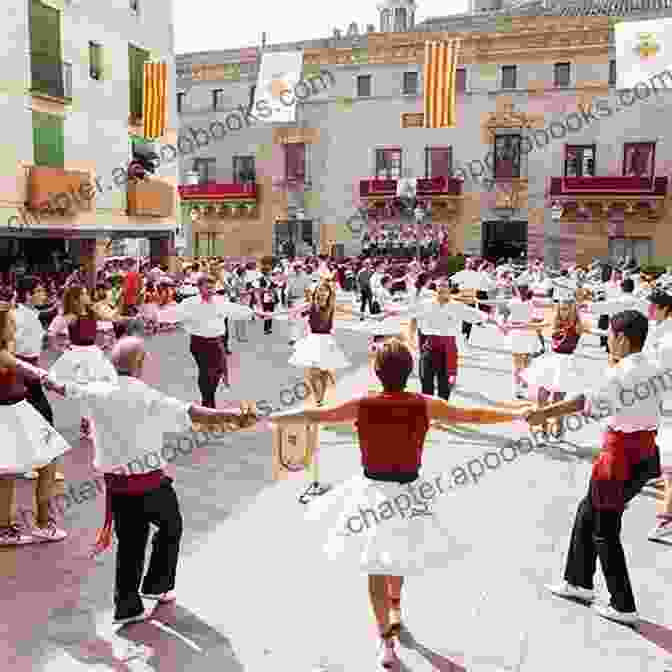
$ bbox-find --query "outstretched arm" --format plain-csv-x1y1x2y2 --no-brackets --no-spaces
189,401,258,431
270,399,360,426
426,397,525,424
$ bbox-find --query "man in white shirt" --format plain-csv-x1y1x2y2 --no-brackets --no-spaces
408,278,487,401
23,337,257,625
174,274,240,407
526,310,663,625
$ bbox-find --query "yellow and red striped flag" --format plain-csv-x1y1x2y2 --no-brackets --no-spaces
423,40,460,128
143,61,167,139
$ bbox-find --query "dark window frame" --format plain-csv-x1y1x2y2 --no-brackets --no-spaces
623,141,656,177
285,143,306,182
554,62,571,88
493,134,521,179
357,74,371,97
233,155,256,183
212,88,224,110
177,92,185,113
609,59,616,86
402,71,418,95
456,67,466,92
89,41,102,80
375,147,402,179
192,158,216,184
564,144,596,177
501,65,517,90
424,146,453,179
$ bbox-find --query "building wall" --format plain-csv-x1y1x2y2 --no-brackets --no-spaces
0,0,178,246
177,15,672,264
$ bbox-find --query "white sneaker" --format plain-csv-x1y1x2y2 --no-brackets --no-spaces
113,609,152,625
21,472,38,479
546,582,595,602
648,518,672,541
0,525,35,545
593,602,639,625
30,519,67,542
140,590,176,603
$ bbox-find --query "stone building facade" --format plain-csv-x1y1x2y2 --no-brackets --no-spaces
176,0,672,267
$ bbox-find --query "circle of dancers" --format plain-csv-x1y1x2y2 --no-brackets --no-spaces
2,251,672,667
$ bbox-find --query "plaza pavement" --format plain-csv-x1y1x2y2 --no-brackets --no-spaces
2,309,672,671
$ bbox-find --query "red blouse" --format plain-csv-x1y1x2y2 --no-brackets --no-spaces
0,367,26,403
357,392,429,473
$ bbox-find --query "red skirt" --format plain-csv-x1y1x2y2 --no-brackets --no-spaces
422,335,458,383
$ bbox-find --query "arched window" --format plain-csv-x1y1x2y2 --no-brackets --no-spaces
394,7,407,31
380,9,391,31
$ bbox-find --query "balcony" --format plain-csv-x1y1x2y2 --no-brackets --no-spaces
359,178,397,199
549,176,668,219
178,181,257,204
416,176,462,197
128,179,175,218
30,53,72,102
27,167,94,214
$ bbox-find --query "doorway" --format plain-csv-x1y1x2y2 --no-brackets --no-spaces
482,220,527,262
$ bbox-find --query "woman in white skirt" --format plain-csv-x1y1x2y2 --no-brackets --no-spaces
48,285,119,439
0,299,69,544
521,292,602,439
272,338,527,668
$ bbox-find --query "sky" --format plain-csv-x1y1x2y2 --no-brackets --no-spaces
173,0,470,54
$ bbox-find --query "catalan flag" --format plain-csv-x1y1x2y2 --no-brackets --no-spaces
143,61,167,140
423,40,460,128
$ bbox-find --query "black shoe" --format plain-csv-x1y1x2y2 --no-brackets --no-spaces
225,349,233,355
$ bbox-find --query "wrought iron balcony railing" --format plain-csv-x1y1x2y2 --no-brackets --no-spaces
30,52,72,101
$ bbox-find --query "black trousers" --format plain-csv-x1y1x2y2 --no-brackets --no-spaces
360,287,373,314
189,335,227,408
112,477,182,619
222,318,230,351
418,335,453,401
20,357,53,425
564,477,650,613
262,302,275,334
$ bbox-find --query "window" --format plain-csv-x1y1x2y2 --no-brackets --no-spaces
192,158,216,184
249,84,256,111
130,0,139,12
554,62,570,87
357,75,371,97
394,7,407,31
424,147,452,178
177,92,185,113
33,111,64,167
29,0,67,99
456,68,466,92
493,135,521,178
609,59,616,86
375,148,402,179
565,145,595,177
128,44,150,119
285,144,306,182
501,65,517,89
609,238,652,266
89,41,102,80
623,142,655,177
402,71,418,95
212,89,225,110
233,155,256,183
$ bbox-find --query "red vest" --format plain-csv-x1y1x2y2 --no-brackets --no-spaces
357,392,429,473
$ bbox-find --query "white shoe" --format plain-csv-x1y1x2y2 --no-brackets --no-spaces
141,590,176,603
30,519,68,542
546,581,595,602
0,524,35,545
593,602,639,625
21,471,38,479
648,518,672,541
113,609,152,625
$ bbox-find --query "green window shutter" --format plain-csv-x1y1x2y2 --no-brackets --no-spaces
30,0,61,57
129,44,150,119
33,111,64,167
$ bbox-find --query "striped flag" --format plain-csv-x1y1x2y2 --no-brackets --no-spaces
143,61,167,139
423,40,460,128
239,47,258,64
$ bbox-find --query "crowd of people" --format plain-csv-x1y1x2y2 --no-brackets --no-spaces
2,246,672,667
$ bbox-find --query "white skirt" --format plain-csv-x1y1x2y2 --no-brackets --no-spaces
0,400,71,474
49,345,118,385
305,474,456,575
509,328,539,354
288,333,350,370
521,352,585,395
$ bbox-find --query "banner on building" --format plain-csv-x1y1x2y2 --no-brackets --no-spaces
143,61,167,139
615,17,672,89
253,51,304,123
423,40,461,128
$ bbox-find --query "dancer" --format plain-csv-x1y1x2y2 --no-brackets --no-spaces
522,287,602,439
644,288,672,541
48,285,121,439
407,278,488,404
21,337,258,623
0,297,70,545
173,273,252,407
272,338,529,667
526,311,662,625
